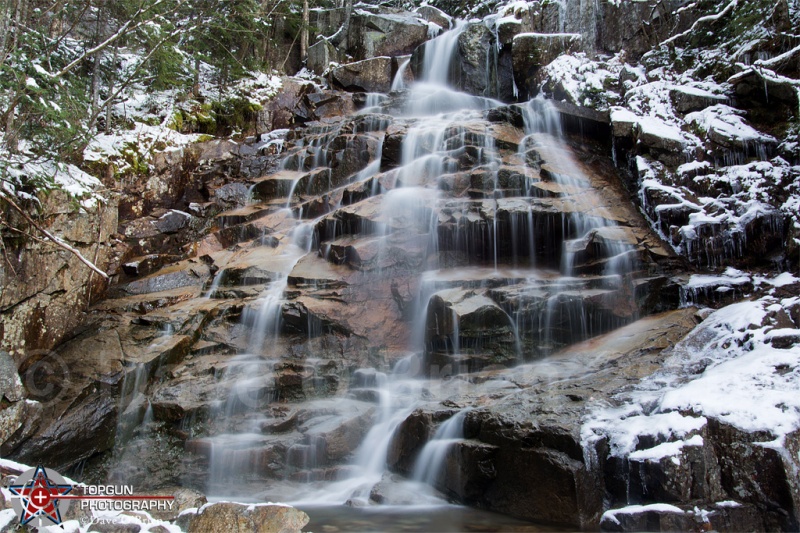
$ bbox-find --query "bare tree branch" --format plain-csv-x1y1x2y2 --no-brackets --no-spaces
0,191,110,279
55,0,184,78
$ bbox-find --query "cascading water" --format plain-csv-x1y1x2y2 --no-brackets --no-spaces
182,17,650,530
411,408,471,486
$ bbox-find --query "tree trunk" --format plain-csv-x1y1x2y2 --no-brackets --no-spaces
300,0,309,63
90,0,108,118
105,46,118,131
0,0,11,71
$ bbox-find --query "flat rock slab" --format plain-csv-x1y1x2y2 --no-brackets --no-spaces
388,308,700,528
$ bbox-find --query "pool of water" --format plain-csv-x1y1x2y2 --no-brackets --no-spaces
297,504,566,533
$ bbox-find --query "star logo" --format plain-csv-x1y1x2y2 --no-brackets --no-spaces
8,465,74,527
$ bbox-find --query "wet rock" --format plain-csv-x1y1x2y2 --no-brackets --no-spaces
330,57,394,93
185,502,309,533
424,288,518,373
456,23,497,98
302,402,376,462
386,409,441,473
12,385,118,469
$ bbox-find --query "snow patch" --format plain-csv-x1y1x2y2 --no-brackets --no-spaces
628,435,704,462
602,504,686,526
583,296,800,470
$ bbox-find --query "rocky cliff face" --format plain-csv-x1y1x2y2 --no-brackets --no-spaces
0,190,119,458
1,1,798,532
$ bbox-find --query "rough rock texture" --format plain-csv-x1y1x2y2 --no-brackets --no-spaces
348,12,430,62
330,57,394,93
512,33,581,100
185,503,309,533
0,191,119,364
503,0,698,59
307,40,339,75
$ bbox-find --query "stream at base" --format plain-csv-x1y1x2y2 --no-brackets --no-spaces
299,504,566,532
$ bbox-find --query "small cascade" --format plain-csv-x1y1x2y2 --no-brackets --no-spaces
204,268,224,299
411,408,471,487
247,278,287,355
206,353,277,488
205,171,319,492
114,363,151,449
391,58,411,91
288,361,434,506
107,325,174,485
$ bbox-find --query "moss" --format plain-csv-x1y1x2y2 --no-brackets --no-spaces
121,143,150,177
210,97,261,136
172,95,262,137
167,110,184,132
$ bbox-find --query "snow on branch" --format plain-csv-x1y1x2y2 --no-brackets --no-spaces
729,65,800,87
753,44,800,72
660,0,738,47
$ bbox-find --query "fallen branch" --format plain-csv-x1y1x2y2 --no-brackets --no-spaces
754,44,800,72
0,192,109,279
729,64,800,87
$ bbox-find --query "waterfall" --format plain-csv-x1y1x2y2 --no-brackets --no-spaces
190,16,646,517
411,409,471,487
420,21,465,85
391,58,411,91
288,364,432,506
